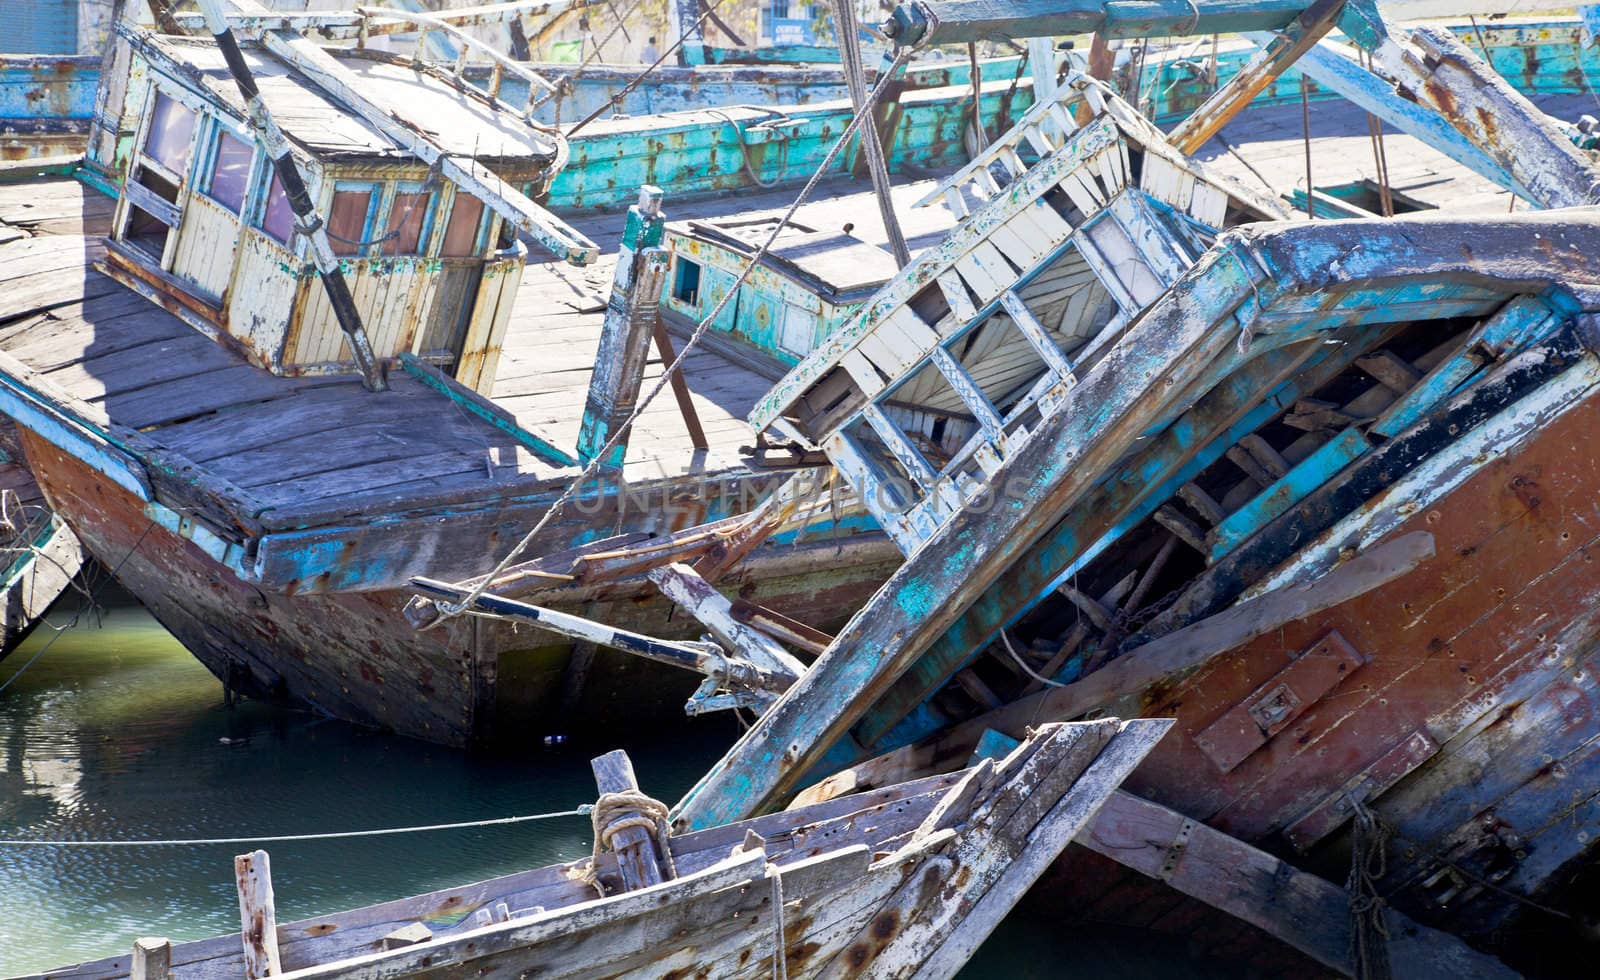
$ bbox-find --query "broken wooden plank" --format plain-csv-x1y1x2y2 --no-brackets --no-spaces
647,563,805,682
1167,0,1347,155
1082,790,1521,980
869,532,1435,772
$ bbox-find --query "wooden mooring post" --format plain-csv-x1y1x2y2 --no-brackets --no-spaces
130,938,171,980
591,750,669,892
235,849,282,978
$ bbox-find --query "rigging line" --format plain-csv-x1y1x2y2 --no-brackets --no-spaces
564,0,735,137
0,808,594,848
434,50,915,625
0,520,157,696
999,629,1066,689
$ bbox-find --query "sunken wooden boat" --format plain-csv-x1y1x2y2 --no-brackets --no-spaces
574,0,1600,968
0,3,965,746
19,718,1171,980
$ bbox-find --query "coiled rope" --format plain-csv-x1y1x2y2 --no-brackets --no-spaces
432,48,914,627
580,790,678,895
0,807,593,847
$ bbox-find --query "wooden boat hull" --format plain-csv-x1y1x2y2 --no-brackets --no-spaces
1101,367,1600,943
16,425,897,745
20,719,1170,980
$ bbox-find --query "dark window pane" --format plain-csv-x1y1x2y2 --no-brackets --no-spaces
328,188,374,256
208,130,252,213
386,191,430,254
260,171,294,244
441,193,484,257
144,92,196,175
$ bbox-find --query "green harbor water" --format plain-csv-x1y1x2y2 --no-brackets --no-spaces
0,596,1228,978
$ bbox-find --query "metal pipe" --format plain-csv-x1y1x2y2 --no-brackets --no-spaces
882,0,1325,49
193,0,387,391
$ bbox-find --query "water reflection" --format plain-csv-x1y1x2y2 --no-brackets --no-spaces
0,596,733,975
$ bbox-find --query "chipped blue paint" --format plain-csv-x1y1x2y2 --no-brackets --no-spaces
1372,296,1558,438
0,54,97,122
970,728,1023,763
1209,426,1370,561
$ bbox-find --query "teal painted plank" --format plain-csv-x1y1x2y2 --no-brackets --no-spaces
1209,426,1370,561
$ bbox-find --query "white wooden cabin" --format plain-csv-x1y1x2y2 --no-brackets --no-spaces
103,32,563,393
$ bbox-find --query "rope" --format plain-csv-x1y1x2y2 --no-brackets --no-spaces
1346,797,1393,980
0,807,592,847
564,0,735,137
432,49,914,626
0,519,156,697
770,869,789,980
705,107,793,189
999,629,1065,688
582,789,678,895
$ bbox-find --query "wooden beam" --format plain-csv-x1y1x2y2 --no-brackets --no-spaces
1367,23,1600,209
235,850,282,979
591,750,669,892
729,599,834,657
647,562,806,682
693,475,807,583
1083,790,1520,980
1167,0,1348,155
941,531,1434,747
649,319,709,452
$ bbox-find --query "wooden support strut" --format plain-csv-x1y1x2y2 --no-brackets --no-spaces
1365,23,1600,210
195,0,387,393
129,938,171,980
577,185,668,470
1166,0,1348,156
235,849,282,979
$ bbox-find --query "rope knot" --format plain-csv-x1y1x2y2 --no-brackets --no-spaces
580,790,678,896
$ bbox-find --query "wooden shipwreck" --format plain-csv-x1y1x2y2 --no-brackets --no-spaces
0,1,946,745
23,719,1178,980
561,0,1600,970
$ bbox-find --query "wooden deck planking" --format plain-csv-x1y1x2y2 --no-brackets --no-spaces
0,176,116,239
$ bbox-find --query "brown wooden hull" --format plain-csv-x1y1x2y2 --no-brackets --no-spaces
16,426,898,747
1061,381,1600,947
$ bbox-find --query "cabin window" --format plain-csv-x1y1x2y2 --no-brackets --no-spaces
672,257,702,305
258,170,295,244
383,183,435,255
203,127,253,214
328,183,380,257
143,91,197,176
441,192,486,257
